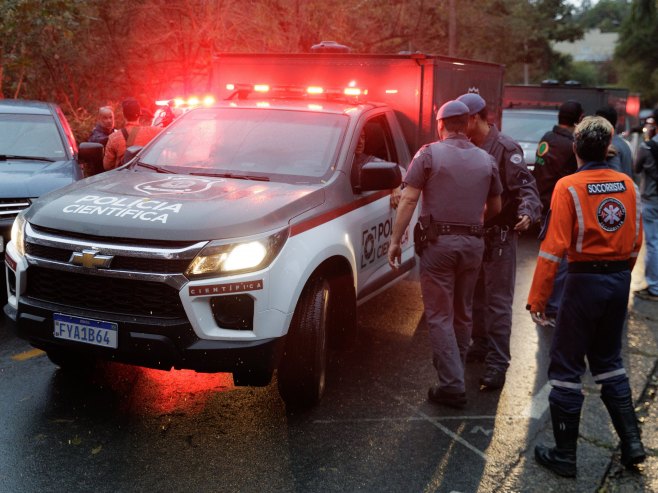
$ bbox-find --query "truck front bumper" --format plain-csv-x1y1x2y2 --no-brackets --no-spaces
11,298,284,374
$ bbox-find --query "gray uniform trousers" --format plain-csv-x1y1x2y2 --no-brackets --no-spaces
420,235,485,393
471,230,518,371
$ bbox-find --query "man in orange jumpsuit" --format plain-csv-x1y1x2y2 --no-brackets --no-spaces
527,116,645,477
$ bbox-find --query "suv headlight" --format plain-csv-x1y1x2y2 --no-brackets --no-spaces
186,229,288,279
11,213,26,256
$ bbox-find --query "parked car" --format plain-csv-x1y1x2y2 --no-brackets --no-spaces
1,99,85,304
502,108,558,172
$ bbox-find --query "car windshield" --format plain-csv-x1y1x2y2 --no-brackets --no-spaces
140,107,348,183
502,110,557,143
0,114,67,161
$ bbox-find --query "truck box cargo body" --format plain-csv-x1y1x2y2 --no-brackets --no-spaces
504,84,639,131
213,53,505,152
5,51,504,409
502,84,640,169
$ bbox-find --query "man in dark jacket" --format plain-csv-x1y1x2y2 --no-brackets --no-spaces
85,106,115,176
533,100,583,324
88,106,115,147
458,93,542,390
534,100,583,216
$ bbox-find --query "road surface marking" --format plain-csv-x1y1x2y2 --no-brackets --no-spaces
521,381,551,419
11,348,45,361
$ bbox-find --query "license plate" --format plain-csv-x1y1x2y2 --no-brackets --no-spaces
53,313,118,348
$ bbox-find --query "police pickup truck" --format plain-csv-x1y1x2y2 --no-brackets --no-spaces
4,52,504,408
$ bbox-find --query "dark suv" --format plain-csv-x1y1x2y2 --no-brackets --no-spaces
1,100,84,303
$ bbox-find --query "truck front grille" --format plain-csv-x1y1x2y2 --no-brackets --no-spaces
25,243,191,274
0,198,31,221
26,267,186,318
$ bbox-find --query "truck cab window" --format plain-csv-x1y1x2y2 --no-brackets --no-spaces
351,115,398,190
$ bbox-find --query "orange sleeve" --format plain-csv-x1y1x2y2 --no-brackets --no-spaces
103,132,118,170
527,179,574,312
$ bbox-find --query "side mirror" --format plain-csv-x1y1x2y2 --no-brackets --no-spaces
78,142,104,177
123,145,143,165
359,161,402,192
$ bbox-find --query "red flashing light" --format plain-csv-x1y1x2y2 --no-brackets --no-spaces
344,87,362,96
626,95,640,118
307,86,324,94
254,84,270,93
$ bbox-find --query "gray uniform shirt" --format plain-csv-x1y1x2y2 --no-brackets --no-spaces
608,134,634,178
404,134,502,224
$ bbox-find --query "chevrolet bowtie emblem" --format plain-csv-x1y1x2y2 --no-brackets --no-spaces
70,249,113,269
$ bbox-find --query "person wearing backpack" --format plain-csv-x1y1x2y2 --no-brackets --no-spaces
633,113,658,301
103,98,161,170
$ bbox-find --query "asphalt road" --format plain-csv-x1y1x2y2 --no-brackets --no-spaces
1,235,656,493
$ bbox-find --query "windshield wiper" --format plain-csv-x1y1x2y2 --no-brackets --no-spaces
189,171,270,181
132,161,175,174
0,154,55,162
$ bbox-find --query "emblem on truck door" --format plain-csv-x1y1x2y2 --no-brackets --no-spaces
70,249,114,269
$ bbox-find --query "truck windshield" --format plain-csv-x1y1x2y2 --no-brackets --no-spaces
0,114,67,162
140,107,347,183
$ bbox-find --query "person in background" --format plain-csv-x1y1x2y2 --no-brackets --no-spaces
457,93,541,391
103,98,161,171
388,100,502,409
533,100,584,327
528,116,645,477
88,106,115,147
595,105,633,178
82,106,116,176
643,116,657,141
633,111,658,301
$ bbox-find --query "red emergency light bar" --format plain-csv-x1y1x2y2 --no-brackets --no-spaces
155,96,216,108
226,83,367,101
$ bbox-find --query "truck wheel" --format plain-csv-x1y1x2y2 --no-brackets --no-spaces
46,349,95,371
277,277,329,409
329,273,356,350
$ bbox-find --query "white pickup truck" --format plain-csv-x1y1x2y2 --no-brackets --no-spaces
5,52,504,408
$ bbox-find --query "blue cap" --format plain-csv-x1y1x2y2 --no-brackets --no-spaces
436,100,469,120
457,93,486,115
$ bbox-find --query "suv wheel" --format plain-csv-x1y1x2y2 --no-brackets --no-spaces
277,277,329,409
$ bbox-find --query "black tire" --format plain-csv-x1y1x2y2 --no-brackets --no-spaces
46,349,96,371
277,277,329,409
329,273,357,351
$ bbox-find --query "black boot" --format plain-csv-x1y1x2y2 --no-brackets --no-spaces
534,403,579,478
601,393,646,467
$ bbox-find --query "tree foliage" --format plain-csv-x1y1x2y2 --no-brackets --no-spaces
1,0,587,141
614,0,658,105
576,0,630,32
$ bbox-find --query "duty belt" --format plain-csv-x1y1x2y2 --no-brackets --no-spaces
431,222,484,237
568,260,630,274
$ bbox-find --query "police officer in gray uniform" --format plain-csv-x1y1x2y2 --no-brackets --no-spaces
458,93,542,390
388,100,502,408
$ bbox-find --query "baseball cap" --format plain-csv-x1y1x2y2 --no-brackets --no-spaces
122,98,141,121
436,100,470,120
558,100,584,126
457,93,486,116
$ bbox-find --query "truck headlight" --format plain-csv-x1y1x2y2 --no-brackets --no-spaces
10,214,26,256
186,229,288,278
